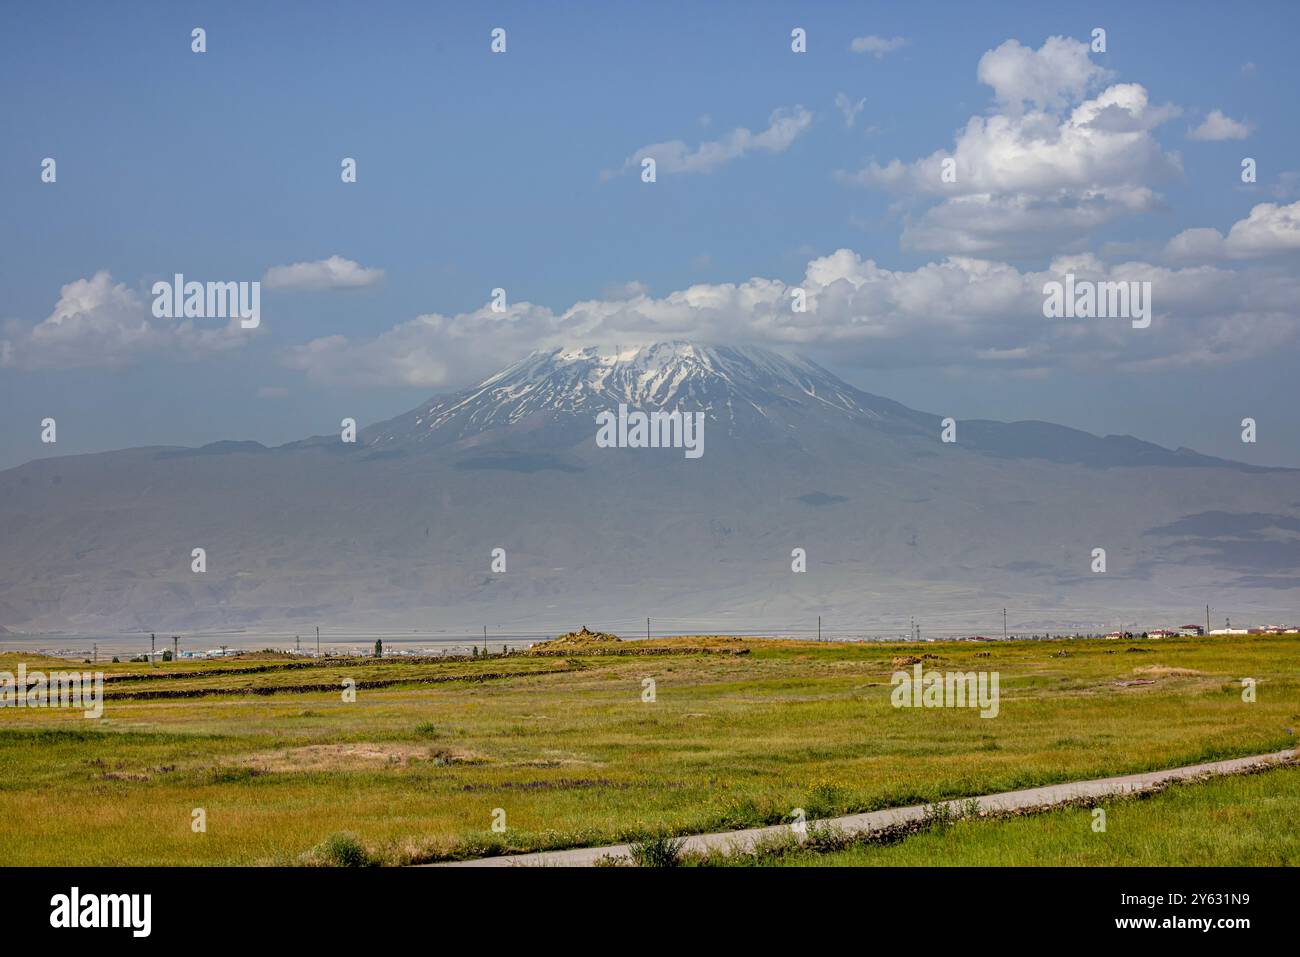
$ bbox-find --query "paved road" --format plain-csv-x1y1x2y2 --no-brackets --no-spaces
430,748,1296,867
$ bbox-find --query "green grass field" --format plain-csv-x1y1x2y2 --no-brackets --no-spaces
1,634,1296,865
702,763,1300,866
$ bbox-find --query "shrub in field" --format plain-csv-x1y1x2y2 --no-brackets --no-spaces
806,779,845,818
706,796,766,830
923,801,957,831
314,833,373,867
629,834,687,867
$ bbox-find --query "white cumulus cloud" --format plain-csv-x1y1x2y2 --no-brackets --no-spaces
976,36,1111,112
1165,200,1300,261
834,93,867,128
262,255,385,292
838,37,1181,255
606,106,812,178
850,35,907,58
282,241,1300,389
1,271,250,370
1187,109,1253,141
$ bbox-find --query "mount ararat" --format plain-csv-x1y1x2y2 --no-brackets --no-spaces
2,342,1296,636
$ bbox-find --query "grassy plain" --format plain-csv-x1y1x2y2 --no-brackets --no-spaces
707,762,1300,867
0,634,1296,865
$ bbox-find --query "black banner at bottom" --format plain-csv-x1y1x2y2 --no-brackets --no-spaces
0,865,1281,942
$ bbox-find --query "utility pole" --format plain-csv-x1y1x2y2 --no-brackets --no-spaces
1003,608,1007,639
818,615,821,642
173,635,178,662
1206,604,1210,635
647,617,650,641
93,643,97,664
483,625,488,653
150,633,156,668
295,634,300,653
316,626,320,657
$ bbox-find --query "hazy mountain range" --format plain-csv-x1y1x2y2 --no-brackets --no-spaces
3,341,1298,637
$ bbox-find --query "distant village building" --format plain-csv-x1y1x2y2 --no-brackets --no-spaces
1208,628,1249,636
1147,629,1176,639
1178,625,1204,637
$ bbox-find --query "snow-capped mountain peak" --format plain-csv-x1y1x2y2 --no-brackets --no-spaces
363,341,893,448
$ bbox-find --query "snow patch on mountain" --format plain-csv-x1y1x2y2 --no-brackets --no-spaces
364,341,892,448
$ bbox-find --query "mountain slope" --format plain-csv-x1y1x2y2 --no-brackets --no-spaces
359,341,1269,471
0,341,1296,635
360,342,925,451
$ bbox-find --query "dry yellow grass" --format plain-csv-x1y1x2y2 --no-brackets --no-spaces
0,634,1296,865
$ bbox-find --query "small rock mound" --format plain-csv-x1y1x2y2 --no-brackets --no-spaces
548,626,623,647
892,653,939,667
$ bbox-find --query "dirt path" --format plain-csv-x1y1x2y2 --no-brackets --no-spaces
430,748,1296,867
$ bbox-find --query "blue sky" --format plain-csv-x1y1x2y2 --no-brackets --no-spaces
4,0,1300,467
